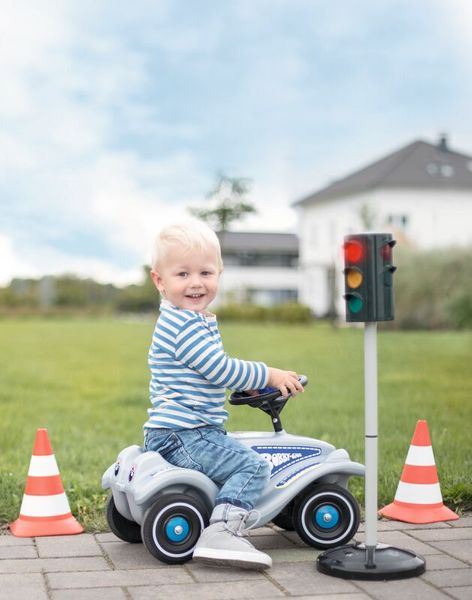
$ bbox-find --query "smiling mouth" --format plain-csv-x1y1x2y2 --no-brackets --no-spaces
186,293,205,298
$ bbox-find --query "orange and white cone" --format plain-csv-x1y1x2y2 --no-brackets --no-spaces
10,428,83,537
379,420,458,524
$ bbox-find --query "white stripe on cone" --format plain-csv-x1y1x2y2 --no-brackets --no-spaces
405,445,435,466
28,455,60,477
394,481,443,505
19,493,71,517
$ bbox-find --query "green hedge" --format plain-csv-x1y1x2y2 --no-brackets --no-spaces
215,302,312,323
391,246,472,330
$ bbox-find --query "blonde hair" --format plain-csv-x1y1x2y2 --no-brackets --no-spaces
151,219,223,271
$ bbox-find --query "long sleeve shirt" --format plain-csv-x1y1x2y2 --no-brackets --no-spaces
144,300,269,429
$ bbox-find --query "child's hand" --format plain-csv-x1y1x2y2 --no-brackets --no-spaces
267,368,304,397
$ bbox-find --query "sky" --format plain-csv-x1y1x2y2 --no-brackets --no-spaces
1,0,471,286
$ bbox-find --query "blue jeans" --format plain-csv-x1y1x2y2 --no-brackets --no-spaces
144,426,270,511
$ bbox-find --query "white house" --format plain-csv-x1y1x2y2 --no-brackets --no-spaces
216,231,299,306
294,135,472,317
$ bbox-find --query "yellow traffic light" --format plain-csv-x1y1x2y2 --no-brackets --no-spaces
346,268,363,289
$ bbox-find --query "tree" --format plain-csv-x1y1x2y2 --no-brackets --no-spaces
358,203,376,230
116,266,157,312
188,173,256,233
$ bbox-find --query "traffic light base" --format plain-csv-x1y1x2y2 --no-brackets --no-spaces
316,542,426,580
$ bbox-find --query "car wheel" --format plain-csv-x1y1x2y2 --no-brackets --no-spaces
272,500,295,531
293,483,360,549
141,493,209,564
106,495,142,543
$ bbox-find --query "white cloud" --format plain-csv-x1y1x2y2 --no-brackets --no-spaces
0,232,142,288
0,1,211,285
0,235,39,284
441,0,472,55
1,0,471,287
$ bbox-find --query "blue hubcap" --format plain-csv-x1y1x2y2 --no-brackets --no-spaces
315,505,340,529
165,516,190,542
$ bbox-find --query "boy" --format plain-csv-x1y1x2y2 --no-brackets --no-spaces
143,219,304,569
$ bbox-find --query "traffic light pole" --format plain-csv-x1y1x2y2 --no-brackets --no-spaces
317,319,426,578
364,322,378,566
317,233,426,579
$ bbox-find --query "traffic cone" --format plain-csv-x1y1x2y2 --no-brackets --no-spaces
10,428,83,537
379,420,458,524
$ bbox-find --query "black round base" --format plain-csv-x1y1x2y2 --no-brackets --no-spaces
317,543,426,581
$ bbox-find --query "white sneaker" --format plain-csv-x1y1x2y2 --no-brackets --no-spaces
192,504,272,570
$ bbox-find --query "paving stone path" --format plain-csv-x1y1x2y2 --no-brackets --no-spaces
1,515,471,600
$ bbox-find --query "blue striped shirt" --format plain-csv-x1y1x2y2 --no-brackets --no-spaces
144,300,269,429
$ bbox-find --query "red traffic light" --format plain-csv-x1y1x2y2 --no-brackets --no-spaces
344,240,364,263
380,239,396,262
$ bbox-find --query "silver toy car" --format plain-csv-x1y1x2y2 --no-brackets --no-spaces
102,376,365,564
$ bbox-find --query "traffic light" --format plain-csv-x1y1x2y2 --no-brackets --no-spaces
374,235,396,321
343,236,371,322
343,233,396,323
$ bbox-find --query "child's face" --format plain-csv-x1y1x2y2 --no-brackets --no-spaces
151,244,221,312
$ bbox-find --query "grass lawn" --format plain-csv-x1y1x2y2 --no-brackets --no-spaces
0,317,471,531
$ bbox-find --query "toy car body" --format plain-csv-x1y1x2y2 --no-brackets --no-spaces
102,378,365,564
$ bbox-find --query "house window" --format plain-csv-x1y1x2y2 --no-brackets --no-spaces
222,252,298,267
440,165,454,177
387,214,409,228
248,288,298,306
426,162,455,178
310,225,318,247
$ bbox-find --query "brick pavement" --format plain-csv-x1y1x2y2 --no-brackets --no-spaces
0,515,471,600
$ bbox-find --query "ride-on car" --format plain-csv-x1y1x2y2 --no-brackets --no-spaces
102,376,365,564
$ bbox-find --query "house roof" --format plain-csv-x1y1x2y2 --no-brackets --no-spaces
217,231,298,253
294,135,472,207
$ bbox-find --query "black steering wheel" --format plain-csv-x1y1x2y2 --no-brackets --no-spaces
229,374,308,407
229,375,308,433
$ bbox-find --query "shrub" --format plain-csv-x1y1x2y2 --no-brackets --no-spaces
215,302,312,324
391,246,472,330
116,284,156,313
447,294,472,329
269,302,313,323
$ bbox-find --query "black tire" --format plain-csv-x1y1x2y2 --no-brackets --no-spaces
106,495,142,543
141,493,209,564
293,484,360,549
272,501,295,531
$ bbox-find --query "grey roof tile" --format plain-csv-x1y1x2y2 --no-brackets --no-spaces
295,136,472,206
217,231,298,252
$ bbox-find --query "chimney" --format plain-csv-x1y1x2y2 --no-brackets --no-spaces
438,133,448,152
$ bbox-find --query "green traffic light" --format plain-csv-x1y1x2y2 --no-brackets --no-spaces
348,296,363,313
